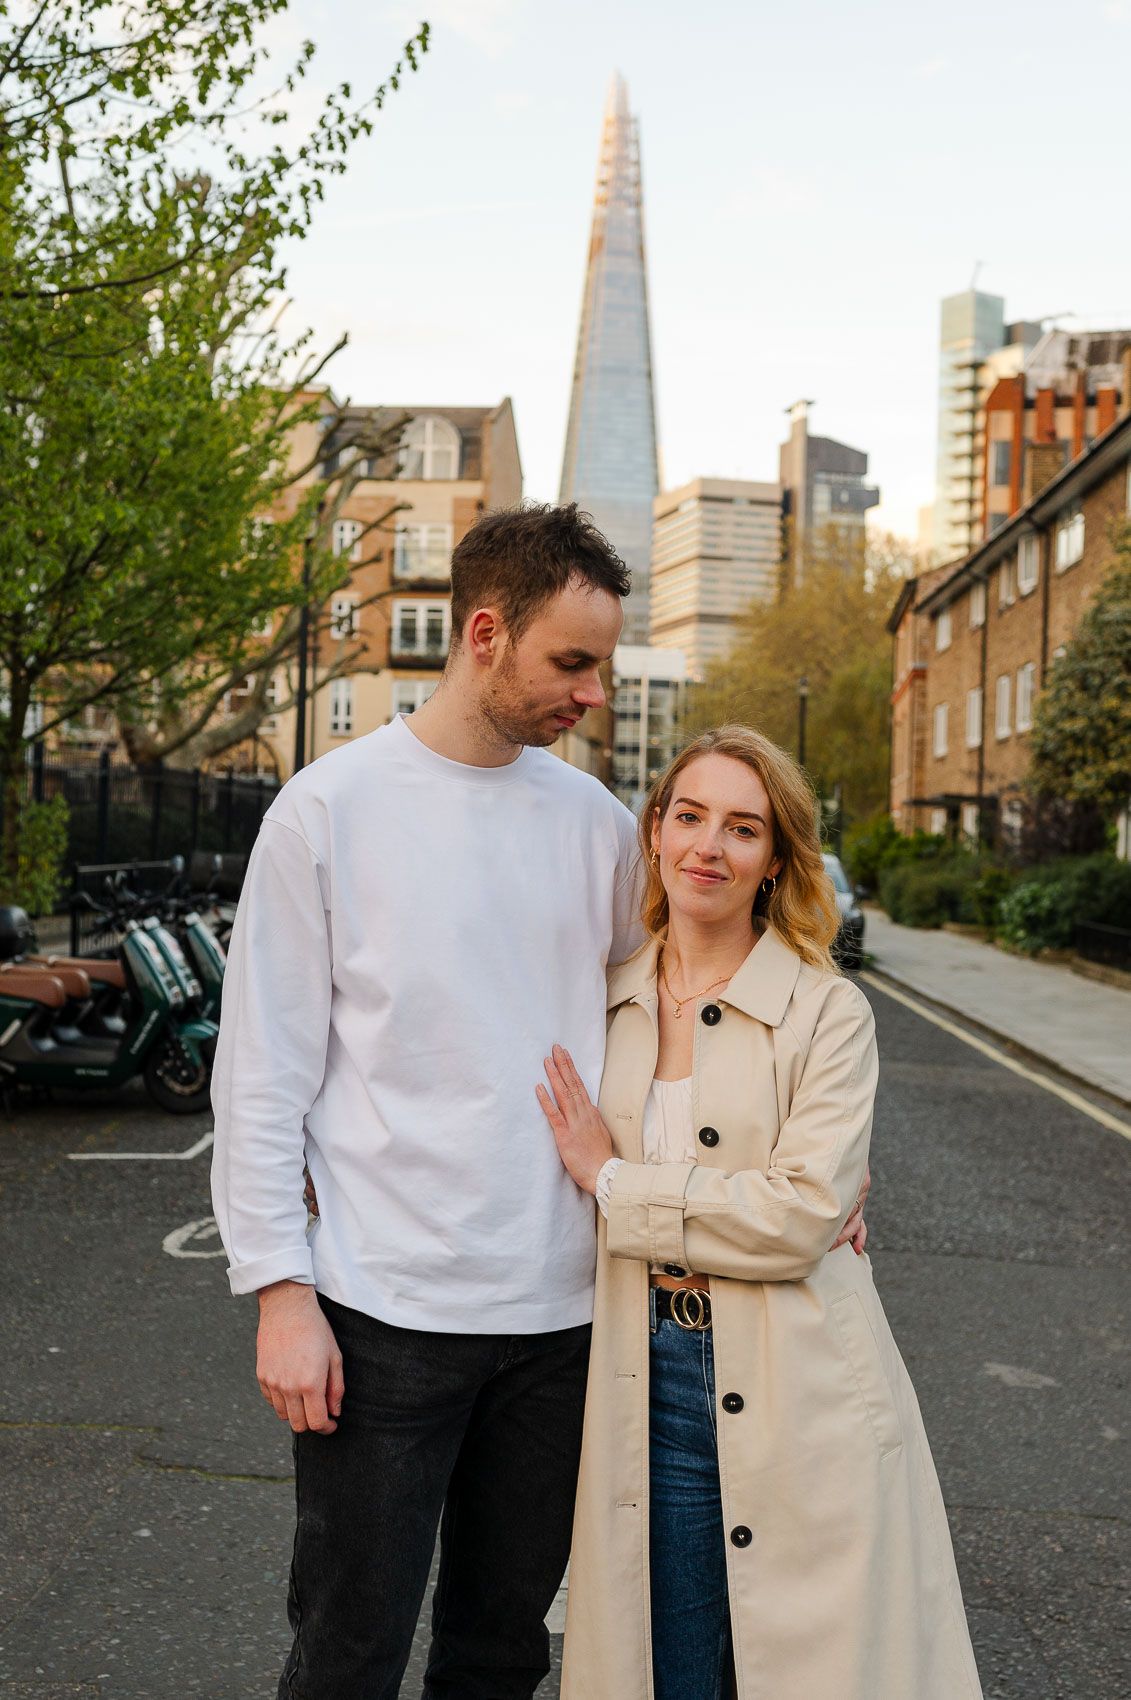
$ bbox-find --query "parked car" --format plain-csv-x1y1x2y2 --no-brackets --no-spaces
822,853,865,970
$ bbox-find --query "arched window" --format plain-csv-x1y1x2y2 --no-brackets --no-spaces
398,415,461,481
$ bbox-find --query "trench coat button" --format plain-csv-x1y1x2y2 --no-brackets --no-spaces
722,1392,744,1413
730,1525,753,1548
701,1003,722,1026
663,1264,686,1278
698,1126,719,1147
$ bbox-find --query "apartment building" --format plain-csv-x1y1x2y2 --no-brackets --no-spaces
609,644,687,809
262,397,521,779
889,407,1131,845
779,400,878,584
649,478,782,679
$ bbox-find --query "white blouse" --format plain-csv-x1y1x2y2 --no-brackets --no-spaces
595,1076,694,1218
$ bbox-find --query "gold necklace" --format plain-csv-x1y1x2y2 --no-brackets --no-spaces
660,953,732,1019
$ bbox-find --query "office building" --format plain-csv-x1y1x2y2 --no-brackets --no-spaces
650,478,782,679
779,400,878,585
610,644,687,810
559,74,660,643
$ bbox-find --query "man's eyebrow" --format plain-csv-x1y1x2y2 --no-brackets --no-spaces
672,795,766,826
554,647,600,662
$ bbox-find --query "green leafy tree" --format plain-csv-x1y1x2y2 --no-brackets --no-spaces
686,531,913,825
1028,524,1131,818
0,1,428,884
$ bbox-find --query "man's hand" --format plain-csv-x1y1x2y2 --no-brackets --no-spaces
831,1164,871,1256
536,1044,614,1195
256,1279,344,1435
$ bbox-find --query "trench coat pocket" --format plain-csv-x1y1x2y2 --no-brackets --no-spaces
830,1290,903,1459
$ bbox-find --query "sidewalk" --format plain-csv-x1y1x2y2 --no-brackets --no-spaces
863,907,1131,1107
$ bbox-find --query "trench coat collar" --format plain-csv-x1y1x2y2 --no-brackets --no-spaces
606,925,802,1029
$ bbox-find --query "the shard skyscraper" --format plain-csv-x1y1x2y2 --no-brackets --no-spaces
559,74,659,643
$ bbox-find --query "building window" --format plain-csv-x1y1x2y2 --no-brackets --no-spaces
393,679,438,716
330,594,360,639
392,599,451,659
393,524,454,579
333,519,363,562
930,808,948,836
995,674,1011,740
998,555,1017,607
992,441,1012,487
398,416,461,481
933,701,949,759
1055,506,1085,570
262,671,282,733
961,802,979,840
1018,533,1039,595
1002,797,1024,848
1016,661,1035,732
969,581,986,628
329,677,354,736
965,687,983,749
935,607,952,651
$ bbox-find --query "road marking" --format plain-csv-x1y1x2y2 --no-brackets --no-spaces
860,972,1131,1144
68,1129,214,1162
163,1215,226,1258
984,1362,1058,1389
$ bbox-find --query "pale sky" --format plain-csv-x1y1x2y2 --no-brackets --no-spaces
268,0,1131,540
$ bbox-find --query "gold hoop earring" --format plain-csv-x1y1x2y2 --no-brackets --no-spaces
650,850,659,866
760,874,777,899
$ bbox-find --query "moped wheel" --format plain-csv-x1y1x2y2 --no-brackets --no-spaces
143,1038,212,1115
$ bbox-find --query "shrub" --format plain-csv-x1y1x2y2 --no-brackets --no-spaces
997,881,1071,955
878,860,973,928
0,796,71,915
843,813,946,891
996,855,1131,954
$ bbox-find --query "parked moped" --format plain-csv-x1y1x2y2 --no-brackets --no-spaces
0,903,217,1114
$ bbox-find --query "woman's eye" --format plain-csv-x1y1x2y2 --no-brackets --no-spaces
675,811,698,824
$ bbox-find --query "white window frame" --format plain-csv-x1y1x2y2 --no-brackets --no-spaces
1018,533,1040,595
330,593,360,639
392,679,439,717
262,671,282,732
961,802,979,840
1016,661,1035,732
333,519,363,562
930,808,948,836
933,701,949,759
995,674,1011,740
328,676,354,736
391,598,451,659
998,555,1016,607
398,416,461,481
935,607,952,652
393,523,454,579
965,687,983,749
969,581,986,629
1055,506,1085,571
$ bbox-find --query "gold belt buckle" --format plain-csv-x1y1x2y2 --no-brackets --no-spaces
671,1287,711,1331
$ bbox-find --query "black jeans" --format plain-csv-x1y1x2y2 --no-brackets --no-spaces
277,1295,591,1700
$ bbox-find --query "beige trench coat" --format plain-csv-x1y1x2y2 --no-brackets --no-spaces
561,928,983,1700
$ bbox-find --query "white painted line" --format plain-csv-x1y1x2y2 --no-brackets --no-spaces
861,972,1131,1144
68,1129,215,1162
163,1215,226,1258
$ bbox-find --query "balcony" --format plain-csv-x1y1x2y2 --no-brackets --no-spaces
389,634,449,669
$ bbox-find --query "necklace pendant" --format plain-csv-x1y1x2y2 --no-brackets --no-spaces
673,1004,682,1018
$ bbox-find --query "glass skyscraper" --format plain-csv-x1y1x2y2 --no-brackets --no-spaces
559,74,659,643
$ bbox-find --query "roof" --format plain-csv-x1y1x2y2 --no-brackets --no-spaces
915,408,1131,617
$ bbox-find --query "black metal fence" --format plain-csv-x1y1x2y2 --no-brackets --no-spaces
1076,920,1131,973
20,746,278,876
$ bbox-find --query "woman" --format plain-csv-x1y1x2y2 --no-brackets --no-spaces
537,726,983,1700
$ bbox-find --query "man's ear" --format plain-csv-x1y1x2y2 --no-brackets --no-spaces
466,607,504,666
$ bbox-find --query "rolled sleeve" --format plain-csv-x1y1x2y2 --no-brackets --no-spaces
606,1160,696,1267
210,817,332,1296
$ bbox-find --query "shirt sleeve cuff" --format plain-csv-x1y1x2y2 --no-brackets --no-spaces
595,1157,625,1218
224,1246,316,1297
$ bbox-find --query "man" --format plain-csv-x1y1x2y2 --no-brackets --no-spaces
212,504,644,1698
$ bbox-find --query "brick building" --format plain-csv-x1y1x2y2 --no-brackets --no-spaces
890,408,1131,845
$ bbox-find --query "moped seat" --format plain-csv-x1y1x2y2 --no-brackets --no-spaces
12,961,92,999
0,965,67,1008
30,953,125,992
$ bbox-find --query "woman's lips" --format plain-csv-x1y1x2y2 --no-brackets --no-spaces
681,866,726,885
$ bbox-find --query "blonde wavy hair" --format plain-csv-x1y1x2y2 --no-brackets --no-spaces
639,724,841,973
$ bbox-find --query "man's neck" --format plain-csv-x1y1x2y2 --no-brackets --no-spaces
404,674,522,769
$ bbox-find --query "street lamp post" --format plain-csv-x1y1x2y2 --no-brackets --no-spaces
798,674,809,770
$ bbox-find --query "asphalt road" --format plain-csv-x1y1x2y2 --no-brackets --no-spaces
1,976,1128,1699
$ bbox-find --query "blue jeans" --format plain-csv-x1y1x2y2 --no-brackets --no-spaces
649,1296,733,1700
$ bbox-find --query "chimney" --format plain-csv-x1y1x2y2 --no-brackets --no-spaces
1023,442,1065,505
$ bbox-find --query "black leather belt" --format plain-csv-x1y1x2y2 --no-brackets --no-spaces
653,1285,712,1330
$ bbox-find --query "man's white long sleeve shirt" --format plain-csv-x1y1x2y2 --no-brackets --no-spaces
210,714,643,1333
